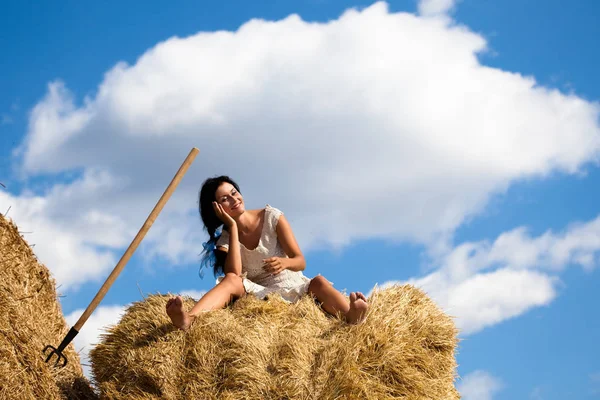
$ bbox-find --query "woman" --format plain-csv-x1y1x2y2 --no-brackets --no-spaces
166,175,368,330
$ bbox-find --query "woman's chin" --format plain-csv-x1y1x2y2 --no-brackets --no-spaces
229,207,245,216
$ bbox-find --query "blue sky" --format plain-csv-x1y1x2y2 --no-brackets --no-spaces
1,1,599,399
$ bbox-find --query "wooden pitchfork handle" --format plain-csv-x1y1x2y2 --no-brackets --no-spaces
43,147,199,367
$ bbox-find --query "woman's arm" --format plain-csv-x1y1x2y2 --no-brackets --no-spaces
218,225,243,276
212,202,243,276
272,214,306,272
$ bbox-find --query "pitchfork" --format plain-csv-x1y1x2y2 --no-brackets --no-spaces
43,147,199,367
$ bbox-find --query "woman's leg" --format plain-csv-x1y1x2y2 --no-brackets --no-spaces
307,275,368,324
166,272,245,330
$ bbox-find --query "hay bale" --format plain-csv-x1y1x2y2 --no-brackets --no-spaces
91,284,460,399
0,214,97,399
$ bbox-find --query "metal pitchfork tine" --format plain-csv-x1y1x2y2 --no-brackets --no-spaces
44,332,74,367
43,147,199,367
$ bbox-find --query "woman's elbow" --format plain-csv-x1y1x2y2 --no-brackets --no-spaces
224,263,242,276
297,255,306,271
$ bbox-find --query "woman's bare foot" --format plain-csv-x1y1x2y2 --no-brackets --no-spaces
346,292,368,324
166,296,192,330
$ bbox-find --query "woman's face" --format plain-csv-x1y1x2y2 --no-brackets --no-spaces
214,182,245,216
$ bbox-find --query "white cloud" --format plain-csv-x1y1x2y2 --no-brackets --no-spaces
375,215,600,334
179,289,207,301
15,82,94,172
0,173,129,290
458,370,503,400
418,0,459,16
3,1,600,293
65,305,126,379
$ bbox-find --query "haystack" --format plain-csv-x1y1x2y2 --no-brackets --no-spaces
0,213,97,399
91,284,460,399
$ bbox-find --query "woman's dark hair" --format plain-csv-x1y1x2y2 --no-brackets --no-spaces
198,175,241,277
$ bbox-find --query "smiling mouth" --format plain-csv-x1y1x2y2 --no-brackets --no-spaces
232,203,241,210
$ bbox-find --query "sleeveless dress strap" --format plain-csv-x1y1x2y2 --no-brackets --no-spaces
265,204,283,232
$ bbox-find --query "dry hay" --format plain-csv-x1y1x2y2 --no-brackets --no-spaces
0,214,97,399
91,284,460,399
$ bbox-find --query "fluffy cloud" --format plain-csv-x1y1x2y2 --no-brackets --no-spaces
3,1,600,292
0,186,123,289
179,289,207,301
376,214,600,334
65,305,126,379
458,370,503,400
418,0,458,16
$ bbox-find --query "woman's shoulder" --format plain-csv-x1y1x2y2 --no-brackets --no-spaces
264,204,283,211
264,204,283,217
248,204,283,216
261,204,283,230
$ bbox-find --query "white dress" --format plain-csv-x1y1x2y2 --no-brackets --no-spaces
215,204,316,303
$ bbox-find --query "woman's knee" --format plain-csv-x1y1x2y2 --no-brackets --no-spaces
308,275,330,294
221,272,245,297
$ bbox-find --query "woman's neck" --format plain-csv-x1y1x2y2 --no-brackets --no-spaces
234,210,259,234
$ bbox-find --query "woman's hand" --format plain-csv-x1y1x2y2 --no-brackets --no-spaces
213,201,236,228
263,257,289,275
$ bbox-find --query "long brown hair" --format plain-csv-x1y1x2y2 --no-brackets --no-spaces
198,175,241,277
